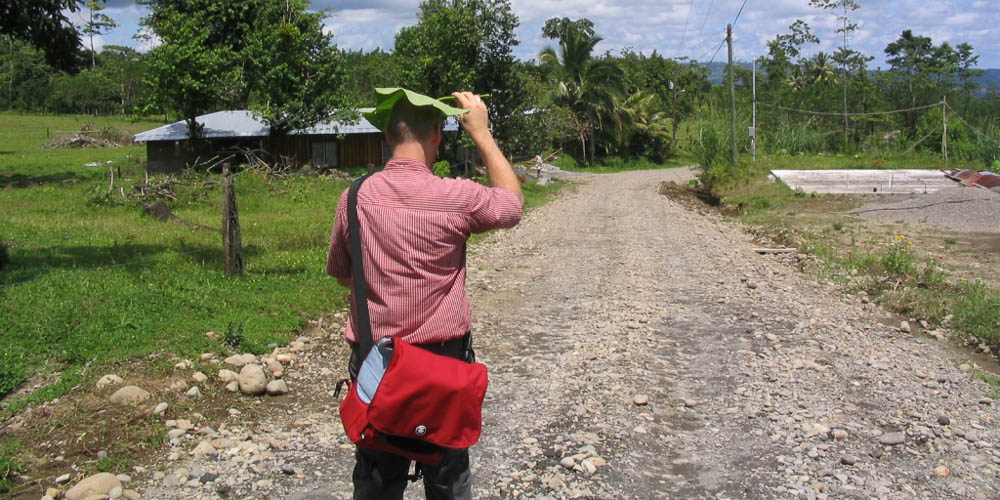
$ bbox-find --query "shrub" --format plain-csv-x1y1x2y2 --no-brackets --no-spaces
0,440,26,495
222,322,246,350
433,160,451,178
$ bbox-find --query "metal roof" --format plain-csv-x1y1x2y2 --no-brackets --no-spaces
134,109,458,142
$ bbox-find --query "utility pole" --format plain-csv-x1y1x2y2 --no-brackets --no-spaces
670,80,678,145
942,97,948,168
727,24,737,165
751,60,757,163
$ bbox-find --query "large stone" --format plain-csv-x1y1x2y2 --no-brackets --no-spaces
266,380,289,396
217,369,238,383
191,441,218,458
95,375,124,391
224,355,247,368
108,386,151,406
65,473,122,500
238,365,267,395
880,432,906,446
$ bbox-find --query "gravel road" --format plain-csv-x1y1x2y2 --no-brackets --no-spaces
135,168,999,500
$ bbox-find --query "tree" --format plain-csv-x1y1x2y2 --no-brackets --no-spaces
80,0,117,69
541,17,595,41
760,20,818,89
244,0,353,137
810,0,861,148
0,0,82,70
394,0,529,155
539,23,624,166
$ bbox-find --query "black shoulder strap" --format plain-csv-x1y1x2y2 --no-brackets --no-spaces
347,175,374,356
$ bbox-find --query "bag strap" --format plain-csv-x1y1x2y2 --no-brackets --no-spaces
347,174,374,357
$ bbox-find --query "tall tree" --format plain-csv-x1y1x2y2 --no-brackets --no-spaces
0,0,82,70
810,0,861,148
244,0,352,137
541,17,596,41
539,22,624,166
80,0,117,69
394,0,528,155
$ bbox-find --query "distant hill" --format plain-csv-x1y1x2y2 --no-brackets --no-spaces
974,69,1000,89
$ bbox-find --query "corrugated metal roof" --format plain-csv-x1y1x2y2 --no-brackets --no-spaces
134,109,458,142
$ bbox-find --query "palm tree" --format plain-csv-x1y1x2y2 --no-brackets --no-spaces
610,90,672,158
806,52,838,85
539,28,624,166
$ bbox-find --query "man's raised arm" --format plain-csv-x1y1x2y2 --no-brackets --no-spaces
451,91,524,206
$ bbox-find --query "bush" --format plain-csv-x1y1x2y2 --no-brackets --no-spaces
0,440,26,495
433,160,451,178
0,348,25,398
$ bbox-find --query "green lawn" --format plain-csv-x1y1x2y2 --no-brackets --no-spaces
0,113,565,414
0,112,165,184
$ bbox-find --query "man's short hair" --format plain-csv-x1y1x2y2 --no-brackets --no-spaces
386,99,444,145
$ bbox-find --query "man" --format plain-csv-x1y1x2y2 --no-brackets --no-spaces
326,89,523,500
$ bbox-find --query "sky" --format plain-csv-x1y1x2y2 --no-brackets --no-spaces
82,0,1000,69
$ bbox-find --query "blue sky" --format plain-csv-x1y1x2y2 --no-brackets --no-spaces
86,1,999,68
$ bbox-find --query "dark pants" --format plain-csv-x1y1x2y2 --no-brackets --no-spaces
347,333,475,500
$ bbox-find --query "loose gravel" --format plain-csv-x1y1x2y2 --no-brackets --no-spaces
132,168,998,500
852,186,1000,232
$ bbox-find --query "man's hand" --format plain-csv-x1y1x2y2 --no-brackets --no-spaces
451,91,524,205
451,91,490,140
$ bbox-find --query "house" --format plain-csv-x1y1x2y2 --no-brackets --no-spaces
133,110,459,173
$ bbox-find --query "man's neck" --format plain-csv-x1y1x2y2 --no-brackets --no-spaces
391,142,434,167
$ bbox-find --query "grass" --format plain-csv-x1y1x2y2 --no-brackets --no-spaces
0,112,165,184
698,152,1000,351
0,439,24,495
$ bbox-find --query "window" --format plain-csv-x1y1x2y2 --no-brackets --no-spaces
312,141,338,166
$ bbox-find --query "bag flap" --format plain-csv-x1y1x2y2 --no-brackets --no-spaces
368,339,488,449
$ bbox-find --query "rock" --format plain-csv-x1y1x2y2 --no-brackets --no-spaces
199,353,214,361
522,437,538,445
224,381,239,393
151,403,168,415
173,360,192,370
937,415,951,426
185,386,201,397
95,375,124,391
192,372,208,383
880,432,905,446
632,394,649,406
266,379,289,396
175,419,193,431
228,408,241,416
166,429,186,440
588,456,607,467
114,474,130,484
108,386,151,406
65,473,122,500
167,380,187,393
935,465,950,477
217,369,238,383
832,429,848,441
191,441,218,458
238,365,267,395
224,355,246,368
899,321,911,333
109,486,123,499
123,491,140,500
840,455,860,466
275,353,293,364
266,360,283,376
580,459,597,474
56,473,72,484
144,200,173,221
683,399,698,408
281,464,296,475
240,353,258,365
560,457,575,469
978,398,993,406
199,473,219,483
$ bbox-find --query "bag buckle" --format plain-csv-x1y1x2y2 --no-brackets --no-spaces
333,378,350,398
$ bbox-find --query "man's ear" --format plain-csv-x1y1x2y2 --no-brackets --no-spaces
431,124,442,146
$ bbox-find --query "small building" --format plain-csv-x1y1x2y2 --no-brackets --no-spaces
134,110,459,173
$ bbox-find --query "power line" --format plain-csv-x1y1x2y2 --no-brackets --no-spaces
732,0,749,29
704,36,726,65
695,0,716,42
676,0,695,57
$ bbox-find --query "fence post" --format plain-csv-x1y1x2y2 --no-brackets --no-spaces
727,24,738,165
222,164,244,276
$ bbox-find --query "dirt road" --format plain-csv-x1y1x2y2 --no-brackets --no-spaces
137,168,999,499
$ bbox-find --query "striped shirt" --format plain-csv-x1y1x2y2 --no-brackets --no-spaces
327,157,523,345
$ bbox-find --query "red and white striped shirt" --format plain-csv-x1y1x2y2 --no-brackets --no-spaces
327,157,522,345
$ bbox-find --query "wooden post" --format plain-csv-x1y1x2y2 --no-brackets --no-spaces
727,24,738,165
222,164,244,275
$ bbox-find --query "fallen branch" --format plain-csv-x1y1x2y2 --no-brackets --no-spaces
753,247,797,254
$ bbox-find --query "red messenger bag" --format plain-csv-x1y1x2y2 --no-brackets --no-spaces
337,175,489,466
